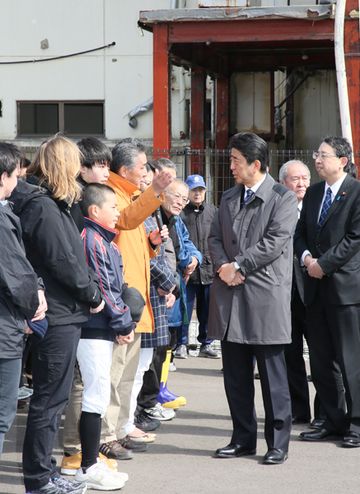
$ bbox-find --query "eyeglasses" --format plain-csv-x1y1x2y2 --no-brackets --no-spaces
312,151,338,160
166,191,189,205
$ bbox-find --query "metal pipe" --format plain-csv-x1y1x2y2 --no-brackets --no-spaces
334,0,353,149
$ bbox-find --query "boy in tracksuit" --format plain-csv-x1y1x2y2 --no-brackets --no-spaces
75,183,142,491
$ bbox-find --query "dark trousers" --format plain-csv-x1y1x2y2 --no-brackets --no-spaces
307,293,360,434
222,341,292,452
23,324,81,491
137,346,167,410
177,283,211,346
0,358,22,454
285,289,311,420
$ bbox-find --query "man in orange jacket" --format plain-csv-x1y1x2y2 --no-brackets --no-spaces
99,139,174,459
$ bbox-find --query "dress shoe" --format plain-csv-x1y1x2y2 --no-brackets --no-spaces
310,418,326,430
292,416,310,425
299,428,338,441
214,443,256,458
263,448,288,465
342,431,360,448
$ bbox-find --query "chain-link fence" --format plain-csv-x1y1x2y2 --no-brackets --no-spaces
20,143,357,206
149,147,317,206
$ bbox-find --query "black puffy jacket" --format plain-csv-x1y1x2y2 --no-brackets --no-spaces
180,201,217,285
0,202,39,358
10,180,101,327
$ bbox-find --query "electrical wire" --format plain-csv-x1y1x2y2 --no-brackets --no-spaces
0,41,116,65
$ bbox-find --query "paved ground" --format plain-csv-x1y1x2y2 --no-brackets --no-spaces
1,354,359,494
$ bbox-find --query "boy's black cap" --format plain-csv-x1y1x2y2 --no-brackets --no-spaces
122,286,145,323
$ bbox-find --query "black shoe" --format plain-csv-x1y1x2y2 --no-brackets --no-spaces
263,448,288,465
135,411,161,432
292,416,310,425
342,431,360,448
119,436,148,452
310,418,326,429
214,443,256,458
299,428,338,442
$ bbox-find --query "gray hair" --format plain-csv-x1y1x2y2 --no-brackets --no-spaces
150,158,177,172
110,138,147,174
278,160,311,183
166,178,189,193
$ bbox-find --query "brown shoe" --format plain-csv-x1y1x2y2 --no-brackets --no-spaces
99,440,134,460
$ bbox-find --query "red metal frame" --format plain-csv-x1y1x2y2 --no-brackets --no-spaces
153,24,171,156
215,77,229,149
168,19,335,44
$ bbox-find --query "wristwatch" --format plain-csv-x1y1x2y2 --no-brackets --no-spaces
233,261,245,276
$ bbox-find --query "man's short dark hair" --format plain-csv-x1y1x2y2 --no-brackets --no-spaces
0,142,22,177
229,132,268,172
77,137,112,169
322,136,356,177
110,139,146,174
81,183,115,216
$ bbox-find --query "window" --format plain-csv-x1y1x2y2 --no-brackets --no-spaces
17,101,104,136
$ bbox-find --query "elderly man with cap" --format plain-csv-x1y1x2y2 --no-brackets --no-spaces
178,174,219,359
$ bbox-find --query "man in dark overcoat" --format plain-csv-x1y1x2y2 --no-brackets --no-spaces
208,132,298,464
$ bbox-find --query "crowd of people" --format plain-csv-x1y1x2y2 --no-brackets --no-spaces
1,131,359,493
0,135,218,493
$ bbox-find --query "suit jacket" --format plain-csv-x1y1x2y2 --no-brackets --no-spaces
208,174,298,344
294,173,360,306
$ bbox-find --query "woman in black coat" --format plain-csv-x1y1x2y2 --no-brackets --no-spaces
11,135,103,494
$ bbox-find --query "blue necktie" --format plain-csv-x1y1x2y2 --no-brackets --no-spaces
244,189,254,205
318,187,332,227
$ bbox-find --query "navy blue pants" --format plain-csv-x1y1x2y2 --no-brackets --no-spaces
177,283,212,346
221,341,292,452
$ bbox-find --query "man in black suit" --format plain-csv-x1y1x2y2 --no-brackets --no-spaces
279,160,312,424
294,136,360,447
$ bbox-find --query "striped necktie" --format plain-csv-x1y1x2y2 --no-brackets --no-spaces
318,187,332,227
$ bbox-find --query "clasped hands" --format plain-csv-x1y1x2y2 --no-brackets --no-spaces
217,262,245,287
304,255,324,279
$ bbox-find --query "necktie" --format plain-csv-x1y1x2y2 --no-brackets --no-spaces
244,189,254,205
318,187,332,227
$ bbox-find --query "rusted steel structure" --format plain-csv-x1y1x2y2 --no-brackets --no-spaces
139,1,360,169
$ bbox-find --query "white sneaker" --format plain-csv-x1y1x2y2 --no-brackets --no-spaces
75,461,127,491
144,403,176,421
169,362,177,372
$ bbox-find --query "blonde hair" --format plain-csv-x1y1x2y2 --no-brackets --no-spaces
28,135,81,204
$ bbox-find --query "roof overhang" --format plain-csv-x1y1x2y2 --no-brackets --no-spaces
139,6,336,74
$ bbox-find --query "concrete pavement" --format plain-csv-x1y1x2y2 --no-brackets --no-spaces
0,354,358,494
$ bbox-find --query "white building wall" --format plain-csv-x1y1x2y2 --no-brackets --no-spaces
0,0,172,141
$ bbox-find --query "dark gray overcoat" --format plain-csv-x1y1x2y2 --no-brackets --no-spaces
208,174,298,345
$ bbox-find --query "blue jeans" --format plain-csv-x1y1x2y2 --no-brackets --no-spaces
177,283,212,346
0,358,22,454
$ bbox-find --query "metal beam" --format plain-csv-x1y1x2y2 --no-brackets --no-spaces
168,19,335,44
215,77,229,149
153,24,171,156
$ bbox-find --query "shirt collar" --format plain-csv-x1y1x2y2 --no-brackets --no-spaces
244,173,267,195
325,173,347,198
